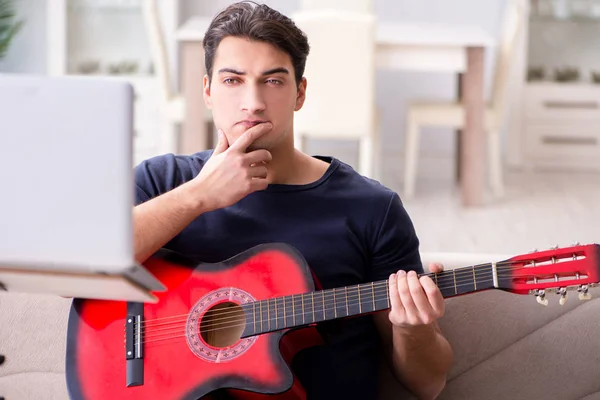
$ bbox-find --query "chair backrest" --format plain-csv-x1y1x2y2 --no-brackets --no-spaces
299,0,373,14
141,0,175,103
490,0,526,121
292,10,377,139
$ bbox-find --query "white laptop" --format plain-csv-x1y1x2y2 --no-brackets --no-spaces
0,73,165,302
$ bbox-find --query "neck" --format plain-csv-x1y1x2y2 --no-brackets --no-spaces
240,262,498,338
264,134,322,185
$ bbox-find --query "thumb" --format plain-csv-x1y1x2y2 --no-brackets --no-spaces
213,129,229,155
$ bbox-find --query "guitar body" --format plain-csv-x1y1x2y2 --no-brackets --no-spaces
66,243,322,400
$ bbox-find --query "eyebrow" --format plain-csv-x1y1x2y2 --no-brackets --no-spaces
217,67,290,76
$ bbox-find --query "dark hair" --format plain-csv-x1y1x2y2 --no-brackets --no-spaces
203,1,310,85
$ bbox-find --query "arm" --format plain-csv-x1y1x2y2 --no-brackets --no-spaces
133,179,210,263
368,193,453,399
134,125,273,263
373,267,453,400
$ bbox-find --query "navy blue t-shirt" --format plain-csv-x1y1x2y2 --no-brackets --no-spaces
134,151,423,399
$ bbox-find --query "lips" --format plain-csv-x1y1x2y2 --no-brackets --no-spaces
237,120,267,129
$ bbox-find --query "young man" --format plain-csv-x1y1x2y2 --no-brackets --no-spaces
134,2,453,399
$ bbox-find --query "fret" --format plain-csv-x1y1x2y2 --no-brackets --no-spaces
301,293,306,325
323,290,336,320
268,298,276,331
259,300,264,333
302,293,314,325
386,281,390,308
313,291,325,322
371,282,376,310
472,266,477,291
291,294,296,326
453,269,457,295
276,297,285,329
359,284,375,313
373,281,390,312
333,289,338,318
345,286,349,316
347,285,361,317
284,295,294,328
333,288,346,319
437,271,458,298
274,297,278,329
252,302,257,334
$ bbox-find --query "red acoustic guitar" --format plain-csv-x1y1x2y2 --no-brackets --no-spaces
65,242,600,399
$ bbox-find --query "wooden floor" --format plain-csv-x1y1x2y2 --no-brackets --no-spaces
393,169,600,256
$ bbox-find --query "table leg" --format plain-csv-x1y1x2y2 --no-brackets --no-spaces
180,41,210,154
460,46,485,206
455,73,463,183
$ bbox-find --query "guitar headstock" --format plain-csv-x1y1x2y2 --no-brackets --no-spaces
497,243,600,306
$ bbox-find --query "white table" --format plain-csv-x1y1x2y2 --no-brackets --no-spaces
175,16,494,206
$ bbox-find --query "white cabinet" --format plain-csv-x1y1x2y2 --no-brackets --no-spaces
522,83,600,171
46,0,180,166
508,0,600,172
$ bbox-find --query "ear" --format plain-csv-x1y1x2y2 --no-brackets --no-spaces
203,74,213,109
294,77,307,111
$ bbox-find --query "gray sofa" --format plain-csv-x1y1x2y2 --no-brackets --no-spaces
2,257,600,400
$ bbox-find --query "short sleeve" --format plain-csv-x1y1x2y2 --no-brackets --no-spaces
367,192,423,282
133,154,181,206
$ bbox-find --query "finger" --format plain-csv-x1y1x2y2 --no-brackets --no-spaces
388,273,404,316
407,271,435,321
244,149,273,165
229,122,273,152
420,276,445,317
249,165,268,179
249,178,269,192
397,270,418,322
428,263,444,273
213,129,229,155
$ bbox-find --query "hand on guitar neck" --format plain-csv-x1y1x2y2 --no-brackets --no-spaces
132,123,273,264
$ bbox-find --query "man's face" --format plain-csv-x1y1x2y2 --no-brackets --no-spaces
203,36,307,151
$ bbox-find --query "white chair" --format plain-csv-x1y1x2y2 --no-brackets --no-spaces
402,0,525,198
141,0,213,154
292,10,379,179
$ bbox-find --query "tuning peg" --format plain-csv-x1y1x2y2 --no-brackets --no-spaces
549,245,559,250
556,287,568,305
529,248,538,253
534,289,548,306
578,285,592,301
572,241,580,246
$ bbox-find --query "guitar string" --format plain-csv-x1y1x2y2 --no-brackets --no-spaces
136,261,536,328
137,274,545,346
137,271,569,344
134,265,579,340
136,261,574,335
135,271,507,337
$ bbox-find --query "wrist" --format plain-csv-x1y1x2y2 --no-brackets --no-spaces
392,322,437,342
174,179,213,216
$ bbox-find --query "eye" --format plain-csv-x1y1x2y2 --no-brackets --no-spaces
266,79,282,85
223,78,239,85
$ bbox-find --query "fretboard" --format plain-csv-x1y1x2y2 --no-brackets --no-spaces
240,263,496,338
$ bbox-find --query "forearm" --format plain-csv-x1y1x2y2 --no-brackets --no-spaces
133,180,210,263
390,323,453,400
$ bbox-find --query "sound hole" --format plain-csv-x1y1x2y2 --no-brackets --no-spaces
200,301,246,348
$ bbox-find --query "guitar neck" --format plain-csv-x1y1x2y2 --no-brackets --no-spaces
241,262,498,337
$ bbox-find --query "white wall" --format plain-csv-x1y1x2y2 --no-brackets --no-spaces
0,0,507,186
182,0,506,185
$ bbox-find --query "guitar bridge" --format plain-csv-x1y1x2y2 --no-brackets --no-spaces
125,302,144,387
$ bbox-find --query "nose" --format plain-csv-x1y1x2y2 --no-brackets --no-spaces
240,84,266,114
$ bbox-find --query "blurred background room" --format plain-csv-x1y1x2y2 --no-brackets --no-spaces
1,0,599,258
